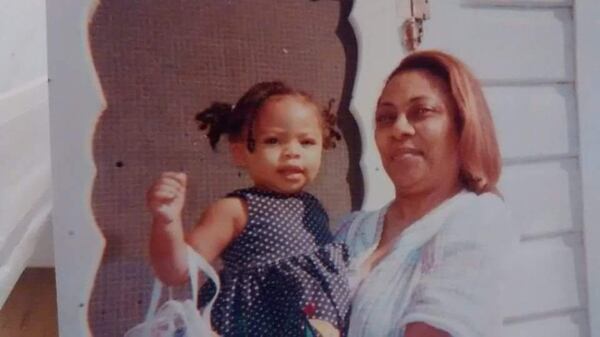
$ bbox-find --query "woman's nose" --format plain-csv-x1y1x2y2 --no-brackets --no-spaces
392,114,415,138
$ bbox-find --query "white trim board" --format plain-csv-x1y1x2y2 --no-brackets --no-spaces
47,0,104,336
574,2,600,336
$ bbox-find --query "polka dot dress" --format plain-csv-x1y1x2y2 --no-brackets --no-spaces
199,187,351,337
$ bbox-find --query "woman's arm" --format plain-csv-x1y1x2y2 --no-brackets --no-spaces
400,193,516,337
333,211,361,243
404,322,450,337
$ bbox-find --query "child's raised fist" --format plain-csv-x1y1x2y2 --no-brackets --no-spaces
146,172,187,225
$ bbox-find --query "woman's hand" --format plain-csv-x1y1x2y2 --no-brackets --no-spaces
404,322,450,337
147,172,187,226
309,319,340,337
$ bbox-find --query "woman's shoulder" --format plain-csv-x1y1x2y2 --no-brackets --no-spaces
335,208,379,231
449,191,510,227
439,190,518,251
454,190,507,213
333,207,386,255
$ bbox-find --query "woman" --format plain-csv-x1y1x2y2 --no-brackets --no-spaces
338,50,517,337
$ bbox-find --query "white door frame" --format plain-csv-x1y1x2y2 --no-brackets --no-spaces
47,1,104,336
574,2,600,337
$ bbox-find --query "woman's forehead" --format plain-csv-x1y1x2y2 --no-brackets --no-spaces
381,69,451,102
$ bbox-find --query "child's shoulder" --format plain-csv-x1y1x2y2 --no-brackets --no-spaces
208,196,246,211
204,196,248,226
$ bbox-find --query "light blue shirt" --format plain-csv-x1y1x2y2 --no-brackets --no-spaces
336,191,517,337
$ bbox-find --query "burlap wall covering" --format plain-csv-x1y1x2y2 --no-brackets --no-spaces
88,0,360,335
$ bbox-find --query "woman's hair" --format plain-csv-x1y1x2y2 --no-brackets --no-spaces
387,50,501,194
195,81,341,152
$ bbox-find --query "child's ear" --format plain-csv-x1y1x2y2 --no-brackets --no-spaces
229,141,247,167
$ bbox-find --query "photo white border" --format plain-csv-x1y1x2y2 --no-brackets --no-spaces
47,1,600,336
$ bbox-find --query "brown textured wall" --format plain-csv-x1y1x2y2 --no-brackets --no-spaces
88,1,360,335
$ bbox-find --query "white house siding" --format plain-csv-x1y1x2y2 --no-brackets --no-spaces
351,0,589,336
0,0,52,308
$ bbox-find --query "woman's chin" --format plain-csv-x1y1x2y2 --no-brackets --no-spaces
389,174,427,194
384,164,425,188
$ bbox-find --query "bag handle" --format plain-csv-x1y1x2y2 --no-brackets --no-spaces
143,246,221,329
141,278,164,337
187,245,221,324
144,278,163,322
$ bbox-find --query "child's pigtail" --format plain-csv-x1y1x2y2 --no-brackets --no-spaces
195,102,234,150
322,98,342,149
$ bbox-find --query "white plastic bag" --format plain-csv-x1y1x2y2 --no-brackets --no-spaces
125,246,221,337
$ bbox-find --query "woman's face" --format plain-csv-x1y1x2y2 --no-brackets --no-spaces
375,69,461,196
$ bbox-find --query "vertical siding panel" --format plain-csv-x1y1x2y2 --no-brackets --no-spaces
575,1,600,336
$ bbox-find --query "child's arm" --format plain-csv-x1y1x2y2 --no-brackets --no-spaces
147,172,246,286
185,196,247,266
147,172,190,285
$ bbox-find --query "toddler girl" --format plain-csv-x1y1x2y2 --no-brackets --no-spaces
147,81,350,337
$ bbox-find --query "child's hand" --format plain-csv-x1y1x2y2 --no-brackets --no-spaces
147,172,187,226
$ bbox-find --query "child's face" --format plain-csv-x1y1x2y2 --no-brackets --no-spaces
232,95,324,194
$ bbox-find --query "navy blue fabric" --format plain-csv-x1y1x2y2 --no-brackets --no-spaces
199,188,350,337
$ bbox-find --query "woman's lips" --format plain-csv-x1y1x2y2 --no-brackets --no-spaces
391,148,423,160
